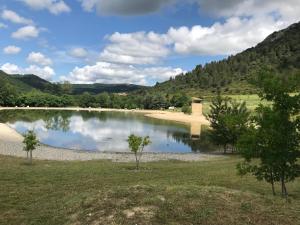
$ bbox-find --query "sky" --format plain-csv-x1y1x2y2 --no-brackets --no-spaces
0,0,299,86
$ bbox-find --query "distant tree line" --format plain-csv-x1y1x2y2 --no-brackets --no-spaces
0,81,192,110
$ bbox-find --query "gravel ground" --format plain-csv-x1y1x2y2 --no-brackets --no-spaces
0,141,222,162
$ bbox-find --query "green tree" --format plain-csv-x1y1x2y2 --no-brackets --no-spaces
61,81,72,94
206,94,249,153
127,135,151,170
23,130,39,164
0,82,17,106
237,72,300,197
182,104,192,114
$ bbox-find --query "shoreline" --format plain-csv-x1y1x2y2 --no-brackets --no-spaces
0,107,210,125
0,122,222,162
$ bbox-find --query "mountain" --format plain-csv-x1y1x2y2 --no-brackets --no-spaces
153,21,300,96
12,74,54,92
0,70,145,95
0,70,34,93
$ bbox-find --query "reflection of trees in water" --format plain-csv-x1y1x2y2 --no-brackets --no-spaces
170,126,218,153
45,115,70,132
0,110,71,132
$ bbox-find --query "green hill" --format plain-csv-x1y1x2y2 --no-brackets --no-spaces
153,21,300,96
0,71,145,95
0,71,34,93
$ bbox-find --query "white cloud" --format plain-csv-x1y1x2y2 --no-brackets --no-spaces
79,0,174,15
11,25,39,40
24,65,55,80
0,63,22,74
20,0,71,15
62,62,184,85
167,16,288,55
79,0,300,21
3,45,22,55
100,31,171,65
27,52,52,66
0,23,7,28
197,0,300,21
1,9,33,25
1,63,55,80
69,48,88,58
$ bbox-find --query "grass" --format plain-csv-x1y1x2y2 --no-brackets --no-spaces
202,94,271,115
0,155,299,225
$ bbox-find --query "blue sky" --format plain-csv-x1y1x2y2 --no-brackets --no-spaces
0,0,299,85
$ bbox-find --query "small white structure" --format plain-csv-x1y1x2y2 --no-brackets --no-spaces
168,106,175,110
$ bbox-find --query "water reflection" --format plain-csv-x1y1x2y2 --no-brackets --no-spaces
0,110,216,153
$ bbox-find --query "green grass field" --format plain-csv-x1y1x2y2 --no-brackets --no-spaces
202,94,270,115
0,155,299,225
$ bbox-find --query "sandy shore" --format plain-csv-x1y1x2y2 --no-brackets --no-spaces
0,122,221,162
0,107,209,125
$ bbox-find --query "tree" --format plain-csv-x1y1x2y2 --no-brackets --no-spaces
127,135,151,170
182,104,192,114
23,130,39,164
206,93,249,153
237,71,300,197
0,82,17,106
61,81,72,94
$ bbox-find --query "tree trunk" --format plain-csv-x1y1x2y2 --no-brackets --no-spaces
271,172,276,195
135,153,139,170
223,145,227,154
281,172,288,198
26,151,29,160
30,150,32,165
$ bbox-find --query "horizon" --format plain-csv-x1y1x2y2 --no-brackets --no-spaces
0,0,299,85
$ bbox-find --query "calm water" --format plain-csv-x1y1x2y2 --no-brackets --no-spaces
0,110,215,153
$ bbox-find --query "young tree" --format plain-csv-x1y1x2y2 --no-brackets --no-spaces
127,135,151,170
23,130,39,164
237,71,300,197
206,94,249,153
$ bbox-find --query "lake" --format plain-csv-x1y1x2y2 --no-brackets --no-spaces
0,110,215,153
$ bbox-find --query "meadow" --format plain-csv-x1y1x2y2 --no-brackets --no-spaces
0,155,299,225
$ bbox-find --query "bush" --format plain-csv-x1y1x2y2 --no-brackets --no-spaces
182,104,192,114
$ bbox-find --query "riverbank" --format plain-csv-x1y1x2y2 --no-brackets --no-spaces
0,122,220,162
0,107,210,125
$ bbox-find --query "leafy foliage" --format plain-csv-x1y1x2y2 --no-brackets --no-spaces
237,71,300,197
23,130,39,164
206,94,250,153
127,134,151,170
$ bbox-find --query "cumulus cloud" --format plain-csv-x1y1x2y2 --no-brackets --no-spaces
1,63,55,80
79,0,300,21
0,63,22,74
100,31,171,64
24,65,55,80
79,0,174,15
197,0,300,21
11,25,39,40
27,52,52,66
1,9,33,25
69,48,88,58
20,0,71,15
62,62,184,85
167,16,288,55
3,45,22,55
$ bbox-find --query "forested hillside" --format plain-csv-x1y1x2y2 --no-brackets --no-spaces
0,71,145,95
154,22,300,95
